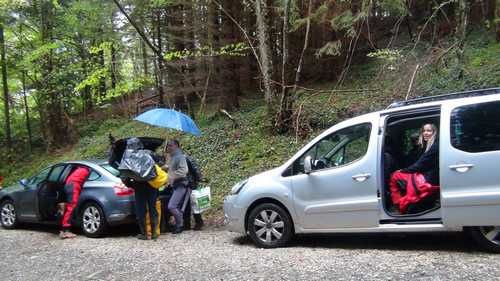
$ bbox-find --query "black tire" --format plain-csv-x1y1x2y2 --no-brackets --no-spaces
247,203,293,248
0,199,18,229
466,226,500,253
80,202,108,238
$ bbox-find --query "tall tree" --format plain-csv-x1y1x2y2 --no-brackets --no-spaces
254,0,275,117
496,0,500,41
0,22,11,148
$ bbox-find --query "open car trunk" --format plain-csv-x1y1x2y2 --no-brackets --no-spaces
108,137,165,169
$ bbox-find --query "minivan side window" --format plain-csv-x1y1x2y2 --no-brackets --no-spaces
451,101,500,153
290,123,372,175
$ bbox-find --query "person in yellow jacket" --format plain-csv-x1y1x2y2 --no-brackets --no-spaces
145,165,168,238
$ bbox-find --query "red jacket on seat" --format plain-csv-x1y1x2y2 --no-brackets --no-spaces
389,170,440,214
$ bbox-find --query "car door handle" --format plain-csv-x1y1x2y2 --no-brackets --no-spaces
449,163,474,173
352,173,371,182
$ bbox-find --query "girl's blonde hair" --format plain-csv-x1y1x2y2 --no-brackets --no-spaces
418,123,438,152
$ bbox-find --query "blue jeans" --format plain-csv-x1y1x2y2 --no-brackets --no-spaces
168,183,187,228
134,185,159,235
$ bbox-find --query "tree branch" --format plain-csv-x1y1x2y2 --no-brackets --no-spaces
111,0,160,55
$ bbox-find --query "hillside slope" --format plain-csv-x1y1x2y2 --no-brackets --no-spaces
2,31,499,218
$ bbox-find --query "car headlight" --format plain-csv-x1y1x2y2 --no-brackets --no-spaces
230,179,248,195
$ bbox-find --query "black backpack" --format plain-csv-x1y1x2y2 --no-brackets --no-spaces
185,155,202,189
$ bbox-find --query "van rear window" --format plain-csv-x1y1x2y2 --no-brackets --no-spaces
451,101,500,153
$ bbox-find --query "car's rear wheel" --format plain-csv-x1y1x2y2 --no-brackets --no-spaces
81,202,107,238
247,203,293,248
0,200,18,229
467,226,500,253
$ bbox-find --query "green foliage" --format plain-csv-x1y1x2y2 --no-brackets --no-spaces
378,0,408,16
417,31,500,95
164,42,250,61
331,10,357,37
74,68,108,93
104,76,154,101
316,40,342,58
367,49,403,70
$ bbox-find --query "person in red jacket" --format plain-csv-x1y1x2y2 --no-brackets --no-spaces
60,166,90,239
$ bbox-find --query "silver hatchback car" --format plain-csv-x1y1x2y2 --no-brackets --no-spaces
224,88,500,251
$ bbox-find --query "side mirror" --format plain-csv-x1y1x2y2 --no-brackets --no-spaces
19,179,28,187
304,156,313,174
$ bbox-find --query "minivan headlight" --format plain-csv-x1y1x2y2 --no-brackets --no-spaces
230,180,248,195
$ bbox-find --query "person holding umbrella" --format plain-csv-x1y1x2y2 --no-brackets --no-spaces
166,139,189,234
133,108,202,234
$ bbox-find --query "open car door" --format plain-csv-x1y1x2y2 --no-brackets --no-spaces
37,164,71,220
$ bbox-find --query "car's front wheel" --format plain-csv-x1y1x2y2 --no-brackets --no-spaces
81,202,107,238
0,200,18,229
467,226,500,253
247,203,293,248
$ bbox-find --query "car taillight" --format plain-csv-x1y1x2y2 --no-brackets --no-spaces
114,183,134,196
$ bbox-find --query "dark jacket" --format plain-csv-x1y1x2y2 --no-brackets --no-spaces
401,140,439,185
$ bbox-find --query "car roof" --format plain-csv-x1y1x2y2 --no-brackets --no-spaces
63,159,107,165
380,88,500,115
58,160,120,181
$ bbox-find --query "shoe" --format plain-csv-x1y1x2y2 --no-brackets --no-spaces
172,227,183,234
193,224,203,231
183,225,192,231
136,234,149,240
59,231,77,239
151,233,159,240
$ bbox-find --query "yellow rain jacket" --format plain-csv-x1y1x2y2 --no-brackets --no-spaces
148,165,168,189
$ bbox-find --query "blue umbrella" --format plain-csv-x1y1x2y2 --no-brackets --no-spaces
134,108,201,136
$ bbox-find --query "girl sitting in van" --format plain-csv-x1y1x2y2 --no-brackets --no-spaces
400,123,439,185
389,123,440,214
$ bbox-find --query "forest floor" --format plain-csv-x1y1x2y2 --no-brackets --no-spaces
1,30,499,221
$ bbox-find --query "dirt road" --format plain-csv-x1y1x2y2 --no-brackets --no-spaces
0,226,498,281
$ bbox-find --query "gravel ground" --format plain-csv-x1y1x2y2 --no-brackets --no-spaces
0,225,499,281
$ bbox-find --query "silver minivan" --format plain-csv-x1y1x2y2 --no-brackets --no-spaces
224,88,500,251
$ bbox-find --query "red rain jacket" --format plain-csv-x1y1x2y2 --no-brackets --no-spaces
389,171,440,214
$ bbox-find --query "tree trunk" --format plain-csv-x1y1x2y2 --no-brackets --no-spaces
98,47,106,99
79,44,93,115
496,0,500,42
156,10,166,106
218,0,241,111
275,0,292,131
206,0,218,109
41,0,71,149
254,0,275,115
141,39,149,76
22,71,33,152
455,0,470,73
110,11,118,91
110,45,117,91
0,24,11,149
